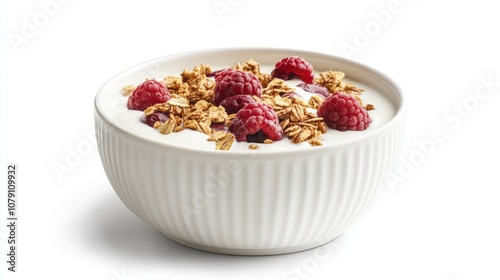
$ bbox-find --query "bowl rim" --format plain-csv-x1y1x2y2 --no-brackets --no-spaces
94,47,406,157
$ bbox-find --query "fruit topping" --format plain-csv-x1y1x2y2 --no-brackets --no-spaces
317,92,371,131
229,102,283,142
127,79,170,111
271,56,315,84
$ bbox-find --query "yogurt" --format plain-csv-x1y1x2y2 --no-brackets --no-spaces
98,64,398,153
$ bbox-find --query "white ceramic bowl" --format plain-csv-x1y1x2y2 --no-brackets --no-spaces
94,48,406,255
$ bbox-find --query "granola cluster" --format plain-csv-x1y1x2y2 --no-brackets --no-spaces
165,64,215,103
259,79,326,145
123,59,371,151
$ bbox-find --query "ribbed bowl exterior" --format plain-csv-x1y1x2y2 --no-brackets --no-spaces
95,111,405,255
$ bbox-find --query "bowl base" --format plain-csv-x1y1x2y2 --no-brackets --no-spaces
163,232,341,256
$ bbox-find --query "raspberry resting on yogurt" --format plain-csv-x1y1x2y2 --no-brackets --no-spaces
229,102,283,142
317,92,371,131
271,56,315,84
127,79,171,111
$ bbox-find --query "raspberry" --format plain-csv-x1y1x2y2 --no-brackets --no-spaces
317,92,371,131
229,103,283,142
213,70,262,106
212,68,235,83
219,94,256,114
206,68,233,80
142,112,168,127
210,123,226,131
127,80,170,111
282,91,298,98
297,83,330,98
271,56,315,83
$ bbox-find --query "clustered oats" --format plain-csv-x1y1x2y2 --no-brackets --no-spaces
255,77,325,145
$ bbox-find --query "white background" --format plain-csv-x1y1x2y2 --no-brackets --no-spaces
1,0,499,279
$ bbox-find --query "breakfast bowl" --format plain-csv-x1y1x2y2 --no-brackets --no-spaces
94,48,406,255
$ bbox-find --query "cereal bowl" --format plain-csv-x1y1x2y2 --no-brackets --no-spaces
94,48,406,255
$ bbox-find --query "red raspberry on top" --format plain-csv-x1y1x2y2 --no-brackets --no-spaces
213,70,262,106
219,94,256,114
213,68,235,83
142,112,168,127
271,56,315,84
229,103,283,142
317,92,371,131
127,79,170,111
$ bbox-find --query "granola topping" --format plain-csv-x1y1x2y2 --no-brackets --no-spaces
248,144,260,150
123,58,375,151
